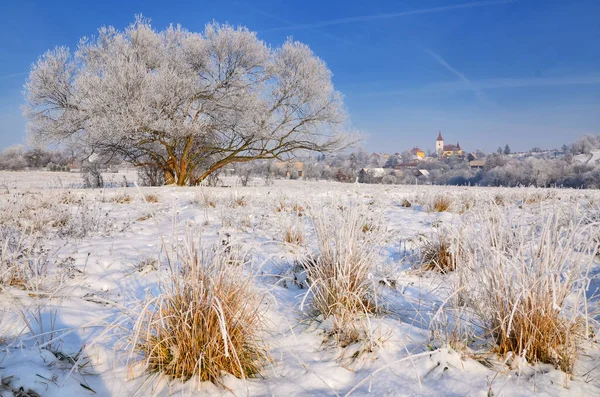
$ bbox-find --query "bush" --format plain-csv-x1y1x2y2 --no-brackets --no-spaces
0,145,27,171
81,161,104,188
382,175,396,185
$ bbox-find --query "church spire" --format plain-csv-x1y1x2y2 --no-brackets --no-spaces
437,131,443,141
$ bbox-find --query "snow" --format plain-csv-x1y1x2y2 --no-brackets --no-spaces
0,171,599,396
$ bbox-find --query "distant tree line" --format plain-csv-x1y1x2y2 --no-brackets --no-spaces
3,134,600,189
235,134,600,189
0,145,72,172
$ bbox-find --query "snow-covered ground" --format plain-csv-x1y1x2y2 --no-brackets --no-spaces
0,171,599,397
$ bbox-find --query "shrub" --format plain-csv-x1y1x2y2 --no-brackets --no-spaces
81,161,104,188
382,175,396,185
128,233,267,386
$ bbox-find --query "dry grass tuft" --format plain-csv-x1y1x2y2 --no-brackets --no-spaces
291,203,305,216
493,194,505,206
283,227,304,245
57,191,84,205
229,194,247,208
1,229,49,291
300,206,382,348
144,194,159,203
275,201,285,213
420,233,455,273
492,296,585,373
136,213,153,221
129,233,267,386
430,196,452,212
400,199,412,208
191,191,216,208
451,206,597,373
112,193,132,204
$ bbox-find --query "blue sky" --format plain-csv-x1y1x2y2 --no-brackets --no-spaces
1,0,599,153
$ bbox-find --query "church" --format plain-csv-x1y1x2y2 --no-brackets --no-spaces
436,131,464,158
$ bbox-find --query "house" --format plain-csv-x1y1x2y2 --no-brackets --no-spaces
274,161,304,178
410,147,425,160
469,159,486,169
358,168,387,184
358,168,403,184
436,131,464,158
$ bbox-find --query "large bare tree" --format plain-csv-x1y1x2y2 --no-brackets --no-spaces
24,17,353,185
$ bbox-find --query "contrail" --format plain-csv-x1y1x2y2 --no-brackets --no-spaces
362,74,600,98
264,0,516,32
0,71,28,80
425,49,495,106
236,1,358,46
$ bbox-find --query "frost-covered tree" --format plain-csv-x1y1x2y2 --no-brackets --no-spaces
0,145,28,171
571,134,600,154
24,17,352,185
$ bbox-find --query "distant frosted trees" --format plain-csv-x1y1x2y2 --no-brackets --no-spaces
24,17,353,185
0,146,27,171
571,135,600,154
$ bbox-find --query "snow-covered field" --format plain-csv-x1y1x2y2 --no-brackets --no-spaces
0,171,599,397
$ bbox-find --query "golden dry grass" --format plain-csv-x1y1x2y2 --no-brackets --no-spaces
144,194,159,203
283,228,304,245
233,196,247,207
493,194,505,206
291,203,305,216
420,234,455,273
130,241,267,386
431,196,452,212
112,193,132,204
491,295,583,373
454,207,596,374
300,207,381,348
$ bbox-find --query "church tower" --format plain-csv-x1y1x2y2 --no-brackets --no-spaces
436,131,444,156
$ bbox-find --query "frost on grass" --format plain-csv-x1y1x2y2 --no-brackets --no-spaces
300,205,384,350
126,229,267,387
419,230,457,274
443,205,599,373
0,228,50,291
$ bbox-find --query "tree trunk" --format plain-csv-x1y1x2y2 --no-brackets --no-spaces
164,169,176,185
